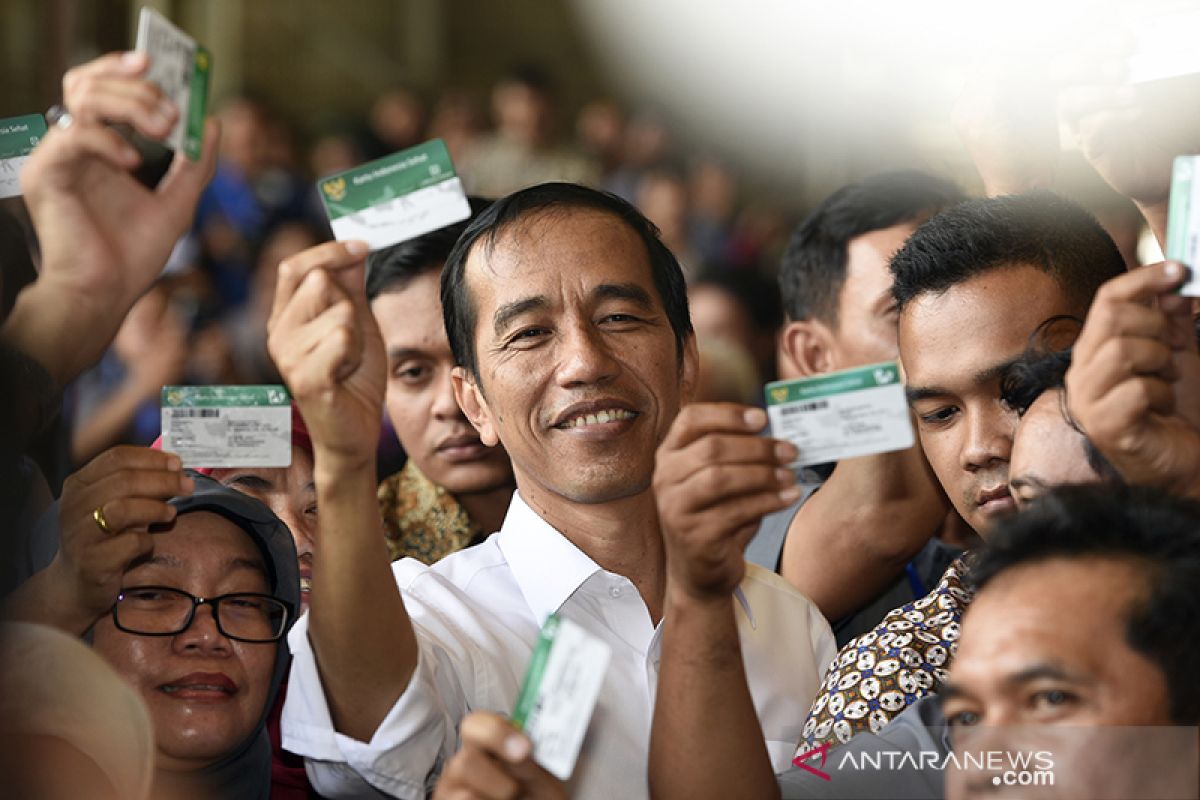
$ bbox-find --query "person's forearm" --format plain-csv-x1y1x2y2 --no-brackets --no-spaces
1,562,103,635
649,587,779,800
71,380,156,465
310,452,418,743
781,444,948,620
2,281,125,387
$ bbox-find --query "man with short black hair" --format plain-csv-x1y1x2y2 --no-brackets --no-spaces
365,198,516,563
270,182,834,799
749,170,967,645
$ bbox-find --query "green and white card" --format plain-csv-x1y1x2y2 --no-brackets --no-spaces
1166,154,1200,297
160,385,292,468
317,138,471,251
766,361,914,467
512,614,611,781
0,114,47,199
136,7,211,160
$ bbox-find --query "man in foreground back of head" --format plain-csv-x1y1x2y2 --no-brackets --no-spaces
945,484,1200,799
267,182,834,798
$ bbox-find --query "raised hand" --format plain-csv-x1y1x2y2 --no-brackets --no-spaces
653,404,799,602
266,240,386,474
1065,261,1200,498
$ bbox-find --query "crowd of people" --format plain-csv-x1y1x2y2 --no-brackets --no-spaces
1,31,1199,800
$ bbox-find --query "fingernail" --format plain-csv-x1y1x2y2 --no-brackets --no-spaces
345,240,370,256
158,99,178,120
120,51,146,69
775,468,794,485
775,441,798,463
180,475,195,494
503,734,530,762
1164,261,1184,280
780,486,802,503
743,407,767,429
165,453,182,471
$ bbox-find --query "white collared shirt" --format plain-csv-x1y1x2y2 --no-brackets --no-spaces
282,492,836,799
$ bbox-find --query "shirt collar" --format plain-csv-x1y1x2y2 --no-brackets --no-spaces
497,491,604,625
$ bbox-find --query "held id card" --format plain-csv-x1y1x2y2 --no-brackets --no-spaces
511,614,611,782
317,138,471,251
1166,155,1200,297
160,385,292,468
766,361,914,468
0,114,48,199
136,6,211,160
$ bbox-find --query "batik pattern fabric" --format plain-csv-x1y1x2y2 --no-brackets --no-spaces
377,461,485,564
800,554,975,748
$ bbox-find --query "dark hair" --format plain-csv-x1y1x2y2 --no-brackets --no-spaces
891,191,1126,314
779,170,965,323
1000,316,1122,483
692,268,784,334
365,197,492,301
971,485,1200,723
440,182,693,382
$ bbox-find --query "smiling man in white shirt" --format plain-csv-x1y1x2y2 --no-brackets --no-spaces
268,182,835,799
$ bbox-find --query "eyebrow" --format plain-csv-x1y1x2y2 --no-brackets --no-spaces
905,355,1022,406
224,474,274,492
1003,664,1088,689
493,296,549,336
593,282,655,310
386,346,432,364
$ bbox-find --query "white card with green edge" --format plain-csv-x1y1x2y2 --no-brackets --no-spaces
765,361,914,467
160,385,292,468
317,138,471,252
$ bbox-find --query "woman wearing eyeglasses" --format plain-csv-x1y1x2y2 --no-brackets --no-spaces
3,451,298,800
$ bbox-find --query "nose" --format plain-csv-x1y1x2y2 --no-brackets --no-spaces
960,402,1017,473
173,603,232,655
556,323,619,388
431,372,466,422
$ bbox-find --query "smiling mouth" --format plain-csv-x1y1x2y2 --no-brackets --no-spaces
556,408,638,429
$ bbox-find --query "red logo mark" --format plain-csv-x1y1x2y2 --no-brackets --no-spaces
792,741,832,781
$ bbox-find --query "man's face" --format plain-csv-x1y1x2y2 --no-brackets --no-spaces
91,512,277,772
944,556,1171,727
900,265,1074,535
372,270,514,500
453,207,697,508
1009,390,1105,507
829,222,916,367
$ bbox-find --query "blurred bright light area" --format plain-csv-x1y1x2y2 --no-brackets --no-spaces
574,0,1198,200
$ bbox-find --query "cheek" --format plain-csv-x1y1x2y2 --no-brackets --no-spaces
91,623,162,693
236,642,278,708
386,390,434,446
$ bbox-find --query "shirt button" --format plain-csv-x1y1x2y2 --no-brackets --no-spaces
609,585,622,598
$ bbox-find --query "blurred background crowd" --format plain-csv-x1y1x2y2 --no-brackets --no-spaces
0,0,1172,492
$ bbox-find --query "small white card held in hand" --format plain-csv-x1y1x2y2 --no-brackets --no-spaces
511,614,611,782
1167,155,1200,298
765,361,914,468
135,7,211,160
160,385,292,468
317,138,471,252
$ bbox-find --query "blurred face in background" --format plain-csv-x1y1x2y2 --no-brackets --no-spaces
371,268,514,498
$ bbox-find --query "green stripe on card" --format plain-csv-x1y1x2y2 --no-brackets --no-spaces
161,385,292,407
512,614,560,730
1167,155,1196,264
765,361,901,405
317,139,457,218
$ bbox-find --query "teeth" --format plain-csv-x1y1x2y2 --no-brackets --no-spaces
564,409,634,428
300,576,312,592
